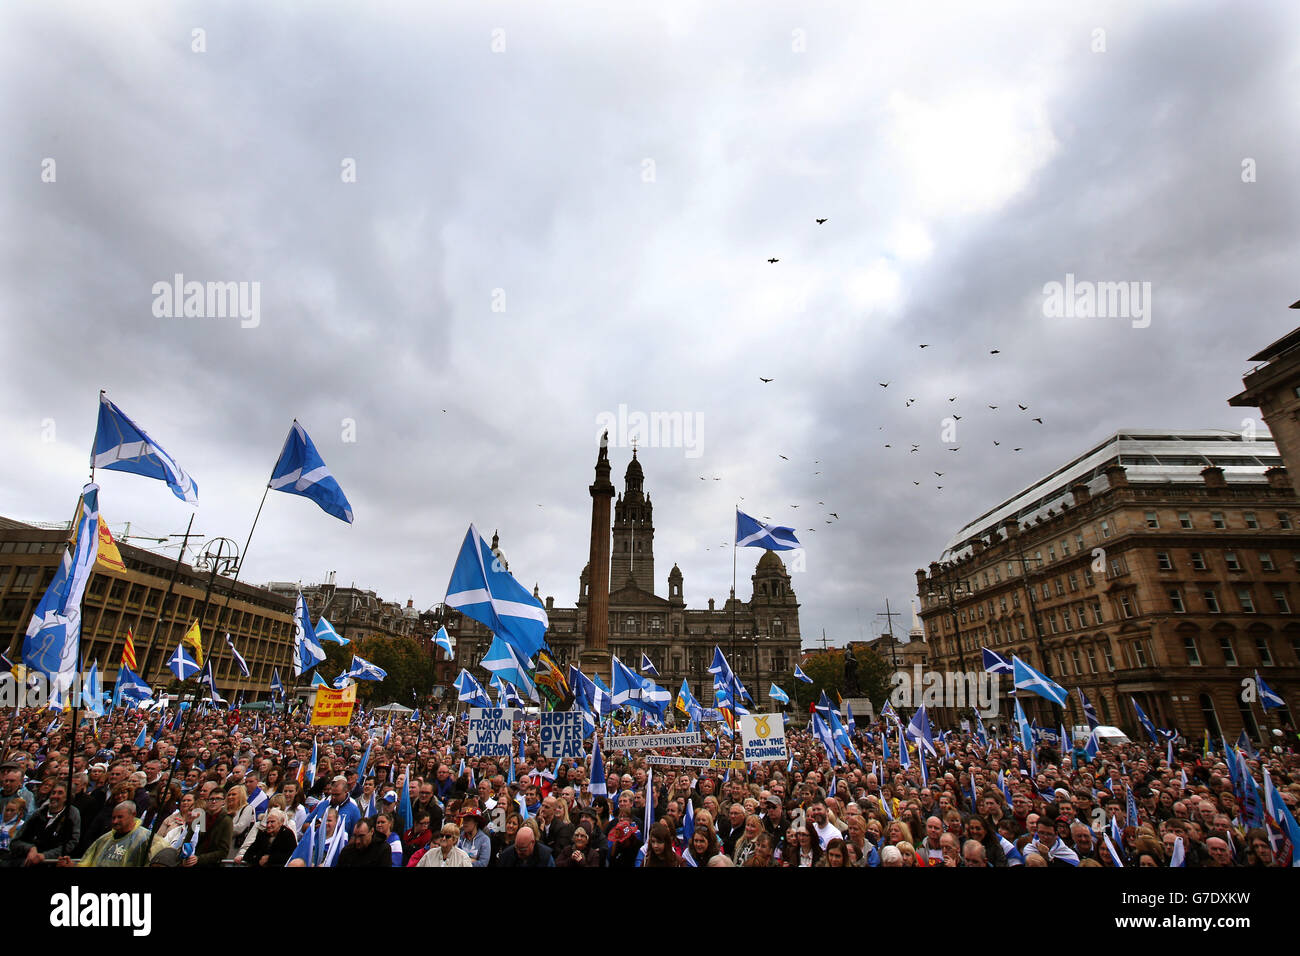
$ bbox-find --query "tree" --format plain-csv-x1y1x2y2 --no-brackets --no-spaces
792,645,892,716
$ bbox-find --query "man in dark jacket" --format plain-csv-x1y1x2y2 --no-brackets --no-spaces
11,783,80,865
192,789,233,866
497,827,554,867
337,818,392,867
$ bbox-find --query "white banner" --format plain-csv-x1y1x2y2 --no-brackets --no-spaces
644,755,746,770
467,707,513,756
539,711,585,759
740,713,787,763
604,732,702,749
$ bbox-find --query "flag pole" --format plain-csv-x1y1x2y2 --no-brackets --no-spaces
139,511,196,682
70,394,101,811
730,506,738,760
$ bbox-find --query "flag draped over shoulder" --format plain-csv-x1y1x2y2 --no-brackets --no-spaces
93,395,198,504
445,524,548,663
269,421,354,523
23,483,101,702
735,510,800,551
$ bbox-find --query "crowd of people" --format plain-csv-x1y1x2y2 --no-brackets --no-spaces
1,700,1297,869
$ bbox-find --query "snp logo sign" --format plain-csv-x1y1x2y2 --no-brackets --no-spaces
50,887,152,937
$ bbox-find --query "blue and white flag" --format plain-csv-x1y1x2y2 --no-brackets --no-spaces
332,658,382,686
247,786,269,817
23,484,101,701
294,593,327,677
793,663,813,684
453,669,492,708
1238,750,1264,829
896,722,910,769
768,683,790,705
167,644,200,681
981,647,1013,675
198,659,226,704
445,524,549,663
83,660,105,718
1130,698,1160,743
115,664,152,707
611,656,644,707
1168,836,1186,868
1084,727,1100,763
638,675,672,724
1000,834,1025,866
269,421,353,523
270,668,283,699
432,626,454,658
973,711,989,749
287,819,317,867
223,633,250,677
735,509,800,551
639,653,660,677
306,735,318,789
1012,656,1067,706
589,736,607,796
481,635,538,701
1256,671,1286,711
93,396,198,504
1014,697,1032,752
708,645,750,705
1048,838,1080,866
134,723,148,750
906,706,938,757
1078,688,1100,729
314,617,349,646
1101,831,1124,867
810,712,842,765
845,701,857,735
1263,767,1300,866
571,666,613,717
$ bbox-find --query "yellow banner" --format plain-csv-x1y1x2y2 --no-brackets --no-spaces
311,685,356,725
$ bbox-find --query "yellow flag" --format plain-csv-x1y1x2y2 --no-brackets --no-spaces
182,620,204,667
95,520,126,573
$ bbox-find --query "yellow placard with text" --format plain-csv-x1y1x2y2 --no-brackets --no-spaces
311,685,356,725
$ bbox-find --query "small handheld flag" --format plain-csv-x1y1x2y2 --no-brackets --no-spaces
167,645,200,681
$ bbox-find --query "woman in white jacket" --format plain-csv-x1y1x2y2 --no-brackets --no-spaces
417,824,472,867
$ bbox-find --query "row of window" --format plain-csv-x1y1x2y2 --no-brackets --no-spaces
1182,634,1279,667
1168,586,1290,614
1155,549,1294,574
1138,510,1290,532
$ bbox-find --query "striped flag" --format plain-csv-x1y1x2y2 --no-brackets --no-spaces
121,628,138,672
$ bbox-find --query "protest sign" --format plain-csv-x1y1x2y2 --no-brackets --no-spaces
539,711,585,759
467,707,513,756
310,686,356,726
604,732,701,749
740,713,788,763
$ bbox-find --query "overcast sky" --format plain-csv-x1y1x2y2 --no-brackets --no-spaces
3,1,1298,649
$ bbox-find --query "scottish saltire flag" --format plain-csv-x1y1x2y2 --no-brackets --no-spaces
1263,767,1300,865
793,664,813,684
880,729,891,765
83,660,105,718
310,672,329,687
314,617,349,646
611,656,644,707
906,706,937,757
896,723,910,769
1126,784,1140,828
115,666,152,706
24,484,101,700
814,690,832,716
223,633,250,677
638,675,672,723
433,626,454,658
973,711,989,748
481,635,538,701
571,666,612,717
735,509,800,551
829,709,860,763
845,701,857,735
396,766,413,833
810,712,842,765
1256,671,1286,711
1236,730,1255,758
287,820,317,867
336,654,387,686
768,683,790,706
445,524,549,662
1012,656,1067,706
997,769,1012,805
1000,834,1025,866
306,736,318,789
247,786,269,817
708,646,749,704
1237,750,1264,828
93,396,198,504
1100,831,1124,868
134,723,148,749
1014,698,1032,752
270,668,283,696
1049,838,1080,866
198,660,226,704
981,647,1013,675
1084,728,1100,763
675,679,702,721
454,669,492,708
639,653,660,677
269,421,353,523
168,645,200,681
1130,698,1160,743
1078,688,1100,730
589,736,607,796
293,593,326,677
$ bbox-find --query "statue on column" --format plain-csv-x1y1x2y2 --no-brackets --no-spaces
843,647,860,695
